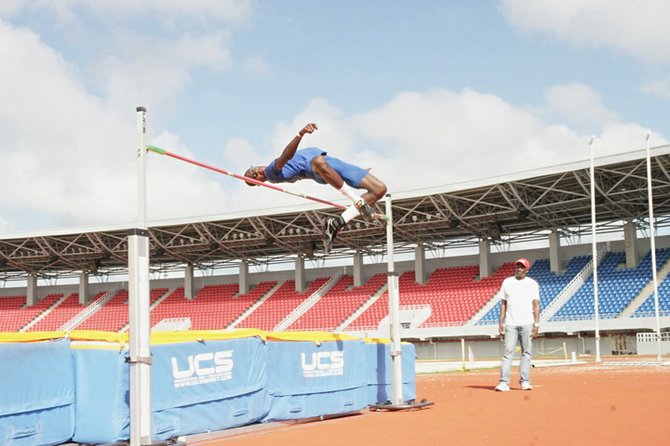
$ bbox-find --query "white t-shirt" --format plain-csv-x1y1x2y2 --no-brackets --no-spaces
500,276,540,326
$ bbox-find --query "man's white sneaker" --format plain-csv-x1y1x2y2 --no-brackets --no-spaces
521,382,533,391
323,217,343,254
355,200,376,222
495,383,510,392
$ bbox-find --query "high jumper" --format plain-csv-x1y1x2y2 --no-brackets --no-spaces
245,122,387,253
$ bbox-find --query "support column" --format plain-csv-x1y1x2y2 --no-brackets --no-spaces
479,238,491,278
623,219,639,268
548,229,563,273
129,106,153,446
385,194,403,405
415,243,426,285
353,251,364,287
79,271,90,305
26,274,38,306
295,256,306,293
184,264,195,300
239,260,249,295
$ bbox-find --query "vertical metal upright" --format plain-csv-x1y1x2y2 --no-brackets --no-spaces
385,194,403,405
370,195,432,412
645,133,662,361
589,136,602,363
129,106,153,445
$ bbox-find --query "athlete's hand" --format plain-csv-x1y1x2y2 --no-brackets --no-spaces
300,123,318,136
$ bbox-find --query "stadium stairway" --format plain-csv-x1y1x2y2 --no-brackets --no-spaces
290,273,388,332
78,288,169,331
234,278,330,330
273,273,341,331
419,264,513,327
226,281,283,329
158,284,240,330
620,251,670,317
0,293,62,332
121,286,178,332
550,248,670,321
27,292,103,332
337,279,389,331
19,293,66,332
540,254,597,320
465,290,501,326
58,286,122,331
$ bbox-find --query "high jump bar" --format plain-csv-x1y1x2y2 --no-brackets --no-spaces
147,145,387,220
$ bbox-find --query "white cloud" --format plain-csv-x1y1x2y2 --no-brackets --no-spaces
86,0,253,24
0,1,253,117
0,0,253,25
1,14,667,233
500,0,670,64
544,83,619,130
0,215,15,233
639,77,670,98
94,30,233,112
0,20,235,230
241,55,272,77
0,20,130,223
314,87,667,195
216,88,669,210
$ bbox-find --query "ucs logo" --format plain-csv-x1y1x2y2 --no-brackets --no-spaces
301,351,344,377
171,350,234,387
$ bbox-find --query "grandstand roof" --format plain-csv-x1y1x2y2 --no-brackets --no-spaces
2,145,670,279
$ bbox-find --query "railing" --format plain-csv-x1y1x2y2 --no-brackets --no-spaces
336,282,388,332
541,249,605,320
478,319,498,326
274,274,340,331
419,321,472,328
400,304,430,311
633,310,670,318
58,286,121,331
153,317,192,331
20,294,69,332
637,332,670,342
550,312,621,322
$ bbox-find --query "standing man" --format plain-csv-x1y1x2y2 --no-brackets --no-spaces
244,123,387,253
495,257,540,391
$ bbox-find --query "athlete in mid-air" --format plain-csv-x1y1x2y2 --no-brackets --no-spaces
245,122,387,253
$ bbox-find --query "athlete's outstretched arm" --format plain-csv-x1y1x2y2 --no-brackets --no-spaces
275,122,318,169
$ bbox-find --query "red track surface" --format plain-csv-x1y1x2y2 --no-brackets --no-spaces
187,359,670,446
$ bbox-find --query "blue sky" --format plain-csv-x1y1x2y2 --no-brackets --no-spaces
1,0,669,234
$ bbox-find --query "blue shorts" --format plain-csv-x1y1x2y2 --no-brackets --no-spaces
265,147,368,188
310,155,368,188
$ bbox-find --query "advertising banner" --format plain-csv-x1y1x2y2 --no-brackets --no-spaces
0,337,75,446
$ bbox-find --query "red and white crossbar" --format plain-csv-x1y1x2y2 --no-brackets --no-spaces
147,145,347,210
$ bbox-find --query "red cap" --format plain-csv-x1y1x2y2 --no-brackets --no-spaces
515,258,531,269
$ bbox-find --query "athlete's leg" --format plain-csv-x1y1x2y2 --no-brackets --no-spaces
311,155,345,189
311,155,387,206
311,155,366,222
357,173,387,206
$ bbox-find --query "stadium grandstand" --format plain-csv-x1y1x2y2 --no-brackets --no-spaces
2,145,670,359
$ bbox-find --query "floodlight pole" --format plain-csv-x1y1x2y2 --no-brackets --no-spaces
385,194,403,405
129,106,153,445
589,136,602,363
645,132,662,361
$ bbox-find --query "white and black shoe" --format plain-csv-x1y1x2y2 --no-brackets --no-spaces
356,200,376,222
323,217,344,254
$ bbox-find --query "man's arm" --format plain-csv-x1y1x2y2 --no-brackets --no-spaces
531,299,540,338
498,299,507,336
275,123,318,170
